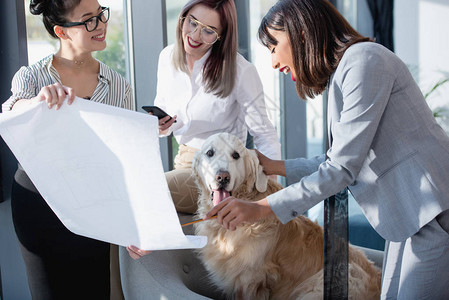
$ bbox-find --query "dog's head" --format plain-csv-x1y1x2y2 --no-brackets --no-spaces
192,133,268,210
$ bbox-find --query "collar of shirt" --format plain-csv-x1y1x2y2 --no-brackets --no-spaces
45,54,110,103
190,48,212,88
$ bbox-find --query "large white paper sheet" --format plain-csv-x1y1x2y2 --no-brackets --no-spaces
0,98,206,250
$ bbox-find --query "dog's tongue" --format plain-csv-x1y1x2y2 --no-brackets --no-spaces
212,189,230,206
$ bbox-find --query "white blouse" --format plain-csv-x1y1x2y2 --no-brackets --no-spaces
154,45,281,159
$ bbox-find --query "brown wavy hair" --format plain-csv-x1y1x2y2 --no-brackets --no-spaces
172,0,238,98
258,0,371,99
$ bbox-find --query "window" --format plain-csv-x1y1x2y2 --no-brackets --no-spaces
93,1,126,77
249,0,281,141
24,0,57,65
166,0,186,45
164,0,186,161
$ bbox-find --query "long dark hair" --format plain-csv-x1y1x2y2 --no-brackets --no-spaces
258,0,371,99
30,0,81,38
173,0,238,98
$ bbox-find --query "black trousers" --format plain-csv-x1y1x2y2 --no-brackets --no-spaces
11,180,110,300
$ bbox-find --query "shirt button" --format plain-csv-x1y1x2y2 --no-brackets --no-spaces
291,210,298,217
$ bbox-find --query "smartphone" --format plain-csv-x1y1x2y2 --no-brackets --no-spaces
142,105,176,123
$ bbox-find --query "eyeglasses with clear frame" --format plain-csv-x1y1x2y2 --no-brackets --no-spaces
61,7,110,32
180,16,221,45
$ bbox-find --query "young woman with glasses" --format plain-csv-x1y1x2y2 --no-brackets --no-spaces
127,0,281,259
2,0,134,298
205,0,449,298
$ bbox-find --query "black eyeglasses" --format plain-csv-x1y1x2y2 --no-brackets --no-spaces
61,7,110,32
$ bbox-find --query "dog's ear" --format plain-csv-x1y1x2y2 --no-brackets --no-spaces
245,150,268,193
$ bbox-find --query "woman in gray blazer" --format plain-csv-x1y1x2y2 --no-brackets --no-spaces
206,0,449,298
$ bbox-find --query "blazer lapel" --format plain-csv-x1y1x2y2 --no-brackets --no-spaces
324,83,334,152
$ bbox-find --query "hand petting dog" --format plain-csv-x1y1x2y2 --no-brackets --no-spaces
205,197,274,231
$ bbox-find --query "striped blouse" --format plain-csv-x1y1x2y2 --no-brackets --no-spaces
2,54,135,112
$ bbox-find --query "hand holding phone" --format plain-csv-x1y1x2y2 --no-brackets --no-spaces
142,105,177,123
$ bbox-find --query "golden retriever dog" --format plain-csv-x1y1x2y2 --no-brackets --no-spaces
192,132,381,299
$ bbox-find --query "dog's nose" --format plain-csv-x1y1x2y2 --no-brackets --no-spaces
215,171,230,186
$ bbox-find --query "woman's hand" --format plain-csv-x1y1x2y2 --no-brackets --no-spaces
255,149,286,177
12,83,75,111
204,197,274,231
35,83,75,109
157,115,177,135
126,245,152,260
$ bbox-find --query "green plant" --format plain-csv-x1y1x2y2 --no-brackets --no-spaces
424,78,449,119
93,25,126,77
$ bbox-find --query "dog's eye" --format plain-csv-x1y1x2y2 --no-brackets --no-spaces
206,149,214,157
231,151,240,160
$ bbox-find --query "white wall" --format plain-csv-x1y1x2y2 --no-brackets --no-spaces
395,0,449,133
396,0,449,74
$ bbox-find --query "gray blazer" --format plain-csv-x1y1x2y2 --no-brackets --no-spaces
267,42,449,242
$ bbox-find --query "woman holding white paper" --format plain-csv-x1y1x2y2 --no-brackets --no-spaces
2,0,134,298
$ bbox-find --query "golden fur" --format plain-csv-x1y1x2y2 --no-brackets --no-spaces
192,133,381,299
